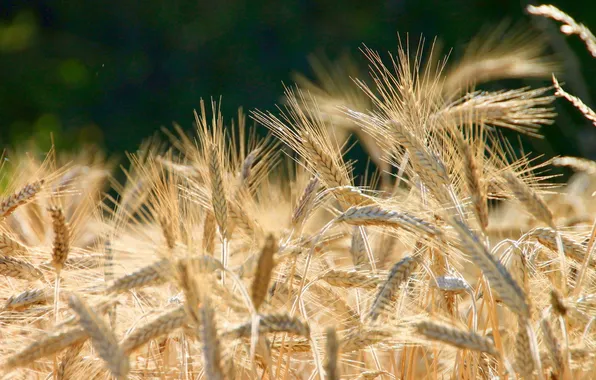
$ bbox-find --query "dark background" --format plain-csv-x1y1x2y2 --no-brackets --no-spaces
1,0,595,171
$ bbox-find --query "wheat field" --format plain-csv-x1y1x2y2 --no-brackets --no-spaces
1,4,596,379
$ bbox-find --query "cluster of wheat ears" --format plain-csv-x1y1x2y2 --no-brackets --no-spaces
3,4,596,380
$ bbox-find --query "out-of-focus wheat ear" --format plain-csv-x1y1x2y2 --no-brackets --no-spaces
339,328,392,353
350,226,372,270
540,314,564,375
1,326,88,372
209,144,229,241
68,294,129,380
121,305,187,355
368,256,419,322
251,234,278,311
502,171,555,229
355,370,392,380
203,211,216,256
291,176,320,228
0,179,44,220
106,258,171,294
552,75,596,126
528,227,590,264
450,219,530,318
223,314,310,339
228,201,262,237
0,233,28,256
527,5,596,58
456,132,488,232
56,341,85,380
415,321,499,356
0,256,44,281
514,319,535,377
240,148,259,187
198,293,224,380
552,156,596,173
550,289,568,317
4,288,50,310
321,269,380,289
48,206,70,272
159,216,176,250
324,327,339,380
103,239,116,328
500,244,528,295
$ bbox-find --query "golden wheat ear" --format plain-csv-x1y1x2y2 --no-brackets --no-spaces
527,4,596,58
442,22,559,97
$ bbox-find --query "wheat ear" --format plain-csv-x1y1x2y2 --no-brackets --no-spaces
415,321,499,356
0,255,43,281
251,234,278,311
324,327,339,380
368,255,419,321
0,233,28,256
68,294,129,379
451,219,530,318
121,305,188,355
0,180,44,220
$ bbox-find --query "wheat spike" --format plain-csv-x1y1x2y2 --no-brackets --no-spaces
0,233,28,256
321,269,380,289
48,206,70,272
0,255,44,281
551,289,568,317
349,226,372,270
0,180,44,220
552,156,596,173
415,321,499,356
527,5,596,58
56,341,85,380
431,276,472,294
1,326,88,372
223,314,310,339
514,319,535,377
451,219,530,318
291,175,320,227
502,171,554,228
325,327,339,380
529,227,590,264
199,293,223,380
121,305,187,355
209,144,229,240
251,234,278,311
541,315,563,374
456,132,488,231
203,211,217,256
68,294,129,379
368,255,419,321
340,328,392,353
106,258,171,293
4,288,50,310
337,205,441,237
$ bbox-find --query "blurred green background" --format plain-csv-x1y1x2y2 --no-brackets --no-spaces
1,0,596,165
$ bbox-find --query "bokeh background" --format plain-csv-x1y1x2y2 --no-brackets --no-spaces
1,0,596,172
